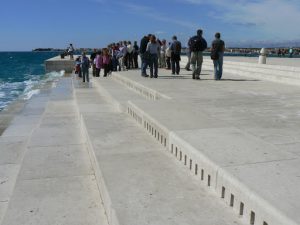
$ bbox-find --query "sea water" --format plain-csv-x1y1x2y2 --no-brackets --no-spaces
0,52,64,111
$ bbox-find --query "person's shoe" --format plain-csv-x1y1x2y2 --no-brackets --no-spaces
171,73,175,75
150,75,153,78
154,76,158,78
141,73,148,77
192,75,195,79
185,68,191,71
195,77,200,80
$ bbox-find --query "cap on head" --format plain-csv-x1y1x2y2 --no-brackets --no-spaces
172,35,177,40
197,29,203,36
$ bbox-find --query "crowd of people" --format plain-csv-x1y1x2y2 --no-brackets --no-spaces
73,28,225,82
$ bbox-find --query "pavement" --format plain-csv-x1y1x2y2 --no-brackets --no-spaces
0,78,108,225
1,55,300,225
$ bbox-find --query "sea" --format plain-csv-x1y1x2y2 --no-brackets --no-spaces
0,52,64,111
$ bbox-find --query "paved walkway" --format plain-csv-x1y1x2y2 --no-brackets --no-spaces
0,78,108,225
74,75,246,225
107,61,300,225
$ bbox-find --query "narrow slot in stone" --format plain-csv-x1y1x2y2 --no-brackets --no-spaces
189,159,192,170
184,155,187,165
239,202,244,216
230,194,234,207
221,186,225,198
152,128,154,135
164,138,166,147
201,169,204,180
207,175,211,186
175,147,178,157
250,211,255,225
195,164,198,175
161,135,163,144
179,151,182,161
158,132,160,141
171,144,173,153
155,130,156,138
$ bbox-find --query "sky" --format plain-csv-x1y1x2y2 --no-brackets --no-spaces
1,0,300,51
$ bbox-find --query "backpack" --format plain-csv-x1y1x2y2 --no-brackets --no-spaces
174,41,181,54
210,40,223,60
82,57,89,67
210,48,219,60
189,36,207,52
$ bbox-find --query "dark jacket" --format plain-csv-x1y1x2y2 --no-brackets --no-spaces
140,36,149,54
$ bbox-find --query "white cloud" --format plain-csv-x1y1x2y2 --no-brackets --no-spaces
121,2,198,30
179,0,300,40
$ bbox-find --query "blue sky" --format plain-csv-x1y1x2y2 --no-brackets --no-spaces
1,0,300,50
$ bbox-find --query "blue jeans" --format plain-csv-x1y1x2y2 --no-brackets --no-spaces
140,53,149,75
213,53,223,80
82,68,89,82
149,54,158,77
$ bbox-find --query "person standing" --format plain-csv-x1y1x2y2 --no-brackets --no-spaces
289,47,294,58
146,35,160,78
74,56,82,78
68,43,75,60
140,34,151,77
188,29,207,79
95,50,103,77
159,39,167,68
211,32,225,80
81,52,90,82
127,41,133,69
133,41,139,69
165,42,172,70
90,49,97,77
102,48,111,77
170,36,182,75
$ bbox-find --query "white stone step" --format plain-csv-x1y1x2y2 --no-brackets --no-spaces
1,77,108,225
104,69,300,225
75,76,247,225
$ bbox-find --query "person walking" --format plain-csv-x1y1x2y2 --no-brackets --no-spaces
188,29,207,79
211,32,225,80
146,35,160,78
185,41,191,71
140,34,151,77
133,41,139,69
170,36,182,75
81,52,90,82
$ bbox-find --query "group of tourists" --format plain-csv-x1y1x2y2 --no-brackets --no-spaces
73,28,225,82
139,29,225,80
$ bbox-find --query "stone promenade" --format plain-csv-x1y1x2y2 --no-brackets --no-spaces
1,56,300,225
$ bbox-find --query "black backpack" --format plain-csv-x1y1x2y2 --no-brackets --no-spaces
174,41,182,54
189,36,207,52
210,48,219,60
